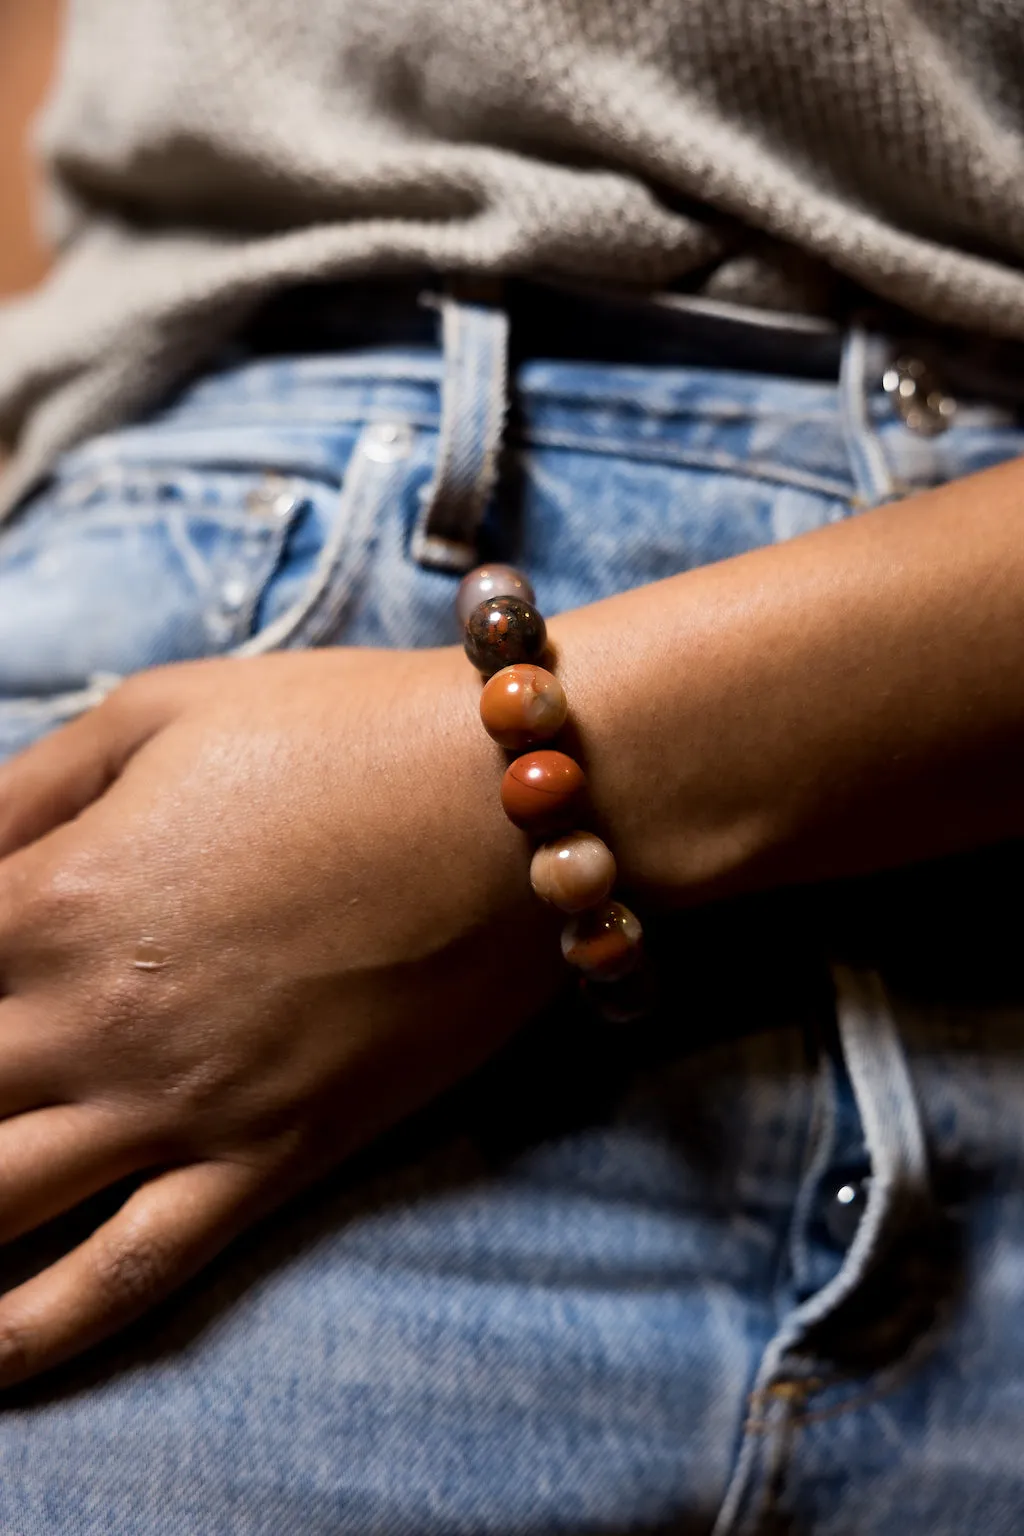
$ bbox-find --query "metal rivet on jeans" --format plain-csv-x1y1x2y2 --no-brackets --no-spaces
882,356,956,436
823,1176,869,1249
245,474,301,520
221,577,248,611
362,421,415,463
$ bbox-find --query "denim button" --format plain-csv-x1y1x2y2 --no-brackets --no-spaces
823,1176,869,1249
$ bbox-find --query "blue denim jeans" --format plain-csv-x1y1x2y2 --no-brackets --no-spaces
1,285,1024,1534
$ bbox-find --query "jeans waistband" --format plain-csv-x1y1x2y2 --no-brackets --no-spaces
244,277,840,378
241,277,1024,575
245,276,1024,405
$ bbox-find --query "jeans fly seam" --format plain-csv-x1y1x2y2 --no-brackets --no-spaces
708,1036,828,1536
783,1048,839,1313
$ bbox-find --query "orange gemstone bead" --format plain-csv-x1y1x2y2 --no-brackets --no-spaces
499,750,585,831
480,665,568,750
560,900,643,982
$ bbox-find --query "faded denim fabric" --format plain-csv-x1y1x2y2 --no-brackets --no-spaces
0,293,1024,1534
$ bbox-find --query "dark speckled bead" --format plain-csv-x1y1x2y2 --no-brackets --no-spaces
463,597,547,677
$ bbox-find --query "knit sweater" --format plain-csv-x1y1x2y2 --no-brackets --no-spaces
1,0,1023,516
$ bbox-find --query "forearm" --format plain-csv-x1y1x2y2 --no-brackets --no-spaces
552,456,1024,904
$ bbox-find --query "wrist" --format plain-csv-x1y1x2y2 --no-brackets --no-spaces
413,645,572,932
551,456,1024,908
549,592,774,909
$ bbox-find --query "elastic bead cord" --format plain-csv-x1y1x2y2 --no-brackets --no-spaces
457,564,645,1011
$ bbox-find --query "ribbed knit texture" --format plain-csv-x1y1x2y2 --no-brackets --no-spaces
2,0,1024,513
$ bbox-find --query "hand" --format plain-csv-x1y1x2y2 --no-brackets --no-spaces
0,647,562,1385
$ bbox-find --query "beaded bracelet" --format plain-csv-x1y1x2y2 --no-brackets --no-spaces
457,564,646,1018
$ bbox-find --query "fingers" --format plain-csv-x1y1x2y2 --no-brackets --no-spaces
0,1158,265,1388
0,1014,65,1121
0,1103,154,1244
0,675,178,862
0,709,118,863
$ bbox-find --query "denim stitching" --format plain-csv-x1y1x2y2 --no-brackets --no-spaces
61,415,852,495
710,1047,829,1536
232,425,402,656
711,967,936,1535
518,434,855,499
155,397,838,430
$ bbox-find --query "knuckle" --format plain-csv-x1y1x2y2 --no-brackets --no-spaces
4,859,96,956
119,1062,226,1149
0,1318,36,1382
27,849,103,920
105,663,185,727
160,1054,231,1118
94,1226,175,1309
38,952,145,1054
103,673,150,717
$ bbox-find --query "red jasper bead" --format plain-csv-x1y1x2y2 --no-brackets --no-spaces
499,750,585,831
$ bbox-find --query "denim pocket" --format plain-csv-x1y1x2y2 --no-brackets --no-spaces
0,450,349,702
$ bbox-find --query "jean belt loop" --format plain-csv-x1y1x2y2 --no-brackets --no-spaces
411,277,511,573
839,315,898,508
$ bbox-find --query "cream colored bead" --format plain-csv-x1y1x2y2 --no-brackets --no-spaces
529,831,617,913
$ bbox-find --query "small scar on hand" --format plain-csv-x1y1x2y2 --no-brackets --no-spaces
132,938,171,972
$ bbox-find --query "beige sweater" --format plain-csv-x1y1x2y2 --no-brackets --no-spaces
2,0,1024,515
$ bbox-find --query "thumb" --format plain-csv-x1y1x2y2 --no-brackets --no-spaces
0,676,177,860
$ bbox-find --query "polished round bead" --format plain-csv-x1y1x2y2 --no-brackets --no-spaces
500,750,585,831
480,664,567,750
530,831,617,913
456,565,536,628
464,597,547,677
561,900,643,982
